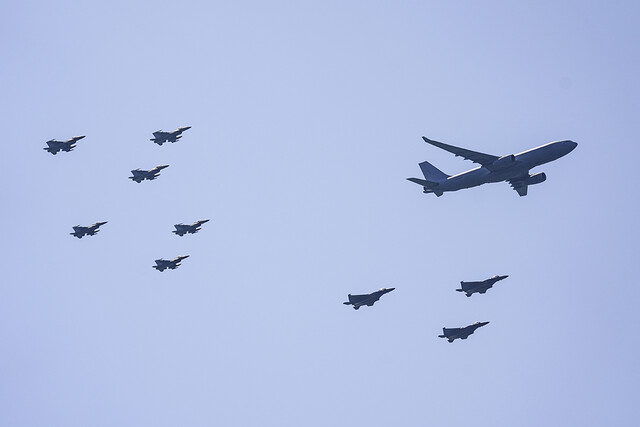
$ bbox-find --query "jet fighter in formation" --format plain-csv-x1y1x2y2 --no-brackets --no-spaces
153,255,189,272
343,287,395,310
44,136,86,155
150,126,191,145
129,165,169,183
438,321,489,343
173,220,210,236
408,136,577,196
456,275,509,297
70,221,108,238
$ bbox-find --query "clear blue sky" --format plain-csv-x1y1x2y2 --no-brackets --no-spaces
1,1,639,426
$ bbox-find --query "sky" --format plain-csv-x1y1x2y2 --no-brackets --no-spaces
1,1,639,426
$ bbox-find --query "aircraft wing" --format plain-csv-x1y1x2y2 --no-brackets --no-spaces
507,178,528,197
422,137,499,167
348,294,370,304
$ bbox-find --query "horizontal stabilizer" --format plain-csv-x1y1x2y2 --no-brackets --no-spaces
407,177,439,188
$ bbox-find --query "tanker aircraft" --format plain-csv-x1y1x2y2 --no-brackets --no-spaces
408,137,577,196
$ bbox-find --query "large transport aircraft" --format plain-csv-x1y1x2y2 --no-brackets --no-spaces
408,137,577,196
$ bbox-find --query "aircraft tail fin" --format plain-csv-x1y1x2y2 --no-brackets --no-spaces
418,161,449,182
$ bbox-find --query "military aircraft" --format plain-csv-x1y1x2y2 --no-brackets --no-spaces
343,287,395,310
70,221,107,238
439,321,489,343
456,275,509,297
153,255,189,272
43,135,86,155
408,136,577,196
173,219,210,236
150,126,191,145
129,165,169,183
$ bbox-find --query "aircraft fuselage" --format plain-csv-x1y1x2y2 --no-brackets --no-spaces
433,140,576,193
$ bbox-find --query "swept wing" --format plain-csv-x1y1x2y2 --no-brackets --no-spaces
422,136,499,167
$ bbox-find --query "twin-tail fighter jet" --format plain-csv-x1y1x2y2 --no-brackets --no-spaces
150,126,191,145
343,287,395,310
456,275,509,297
44,136,86,155
408,137,577,196
70,221,108,238
438,321,489,343
153,255,189,272
129,165,169,183
173,220,210,236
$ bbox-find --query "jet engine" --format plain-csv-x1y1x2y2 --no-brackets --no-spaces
524,172,546,185
490,154,516,169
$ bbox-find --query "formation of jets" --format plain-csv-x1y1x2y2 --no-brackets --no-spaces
50,128,208,272
345,275,506,342
48,128,576,343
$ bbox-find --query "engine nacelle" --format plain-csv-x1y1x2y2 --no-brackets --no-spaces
524,172,546,185
490,154,516,170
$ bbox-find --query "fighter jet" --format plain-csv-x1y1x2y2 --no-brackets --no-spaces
43,135,85,155
408,136,577,196
150,126,191,145
70,221,108,238
343,288,395,310
129,165,169,183
456,275,509,297
153,255,189,272
173,219,210,236
439,321,489,343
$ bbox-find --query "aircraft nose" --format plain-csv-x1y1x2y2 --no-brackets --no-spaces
565,140,578,152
